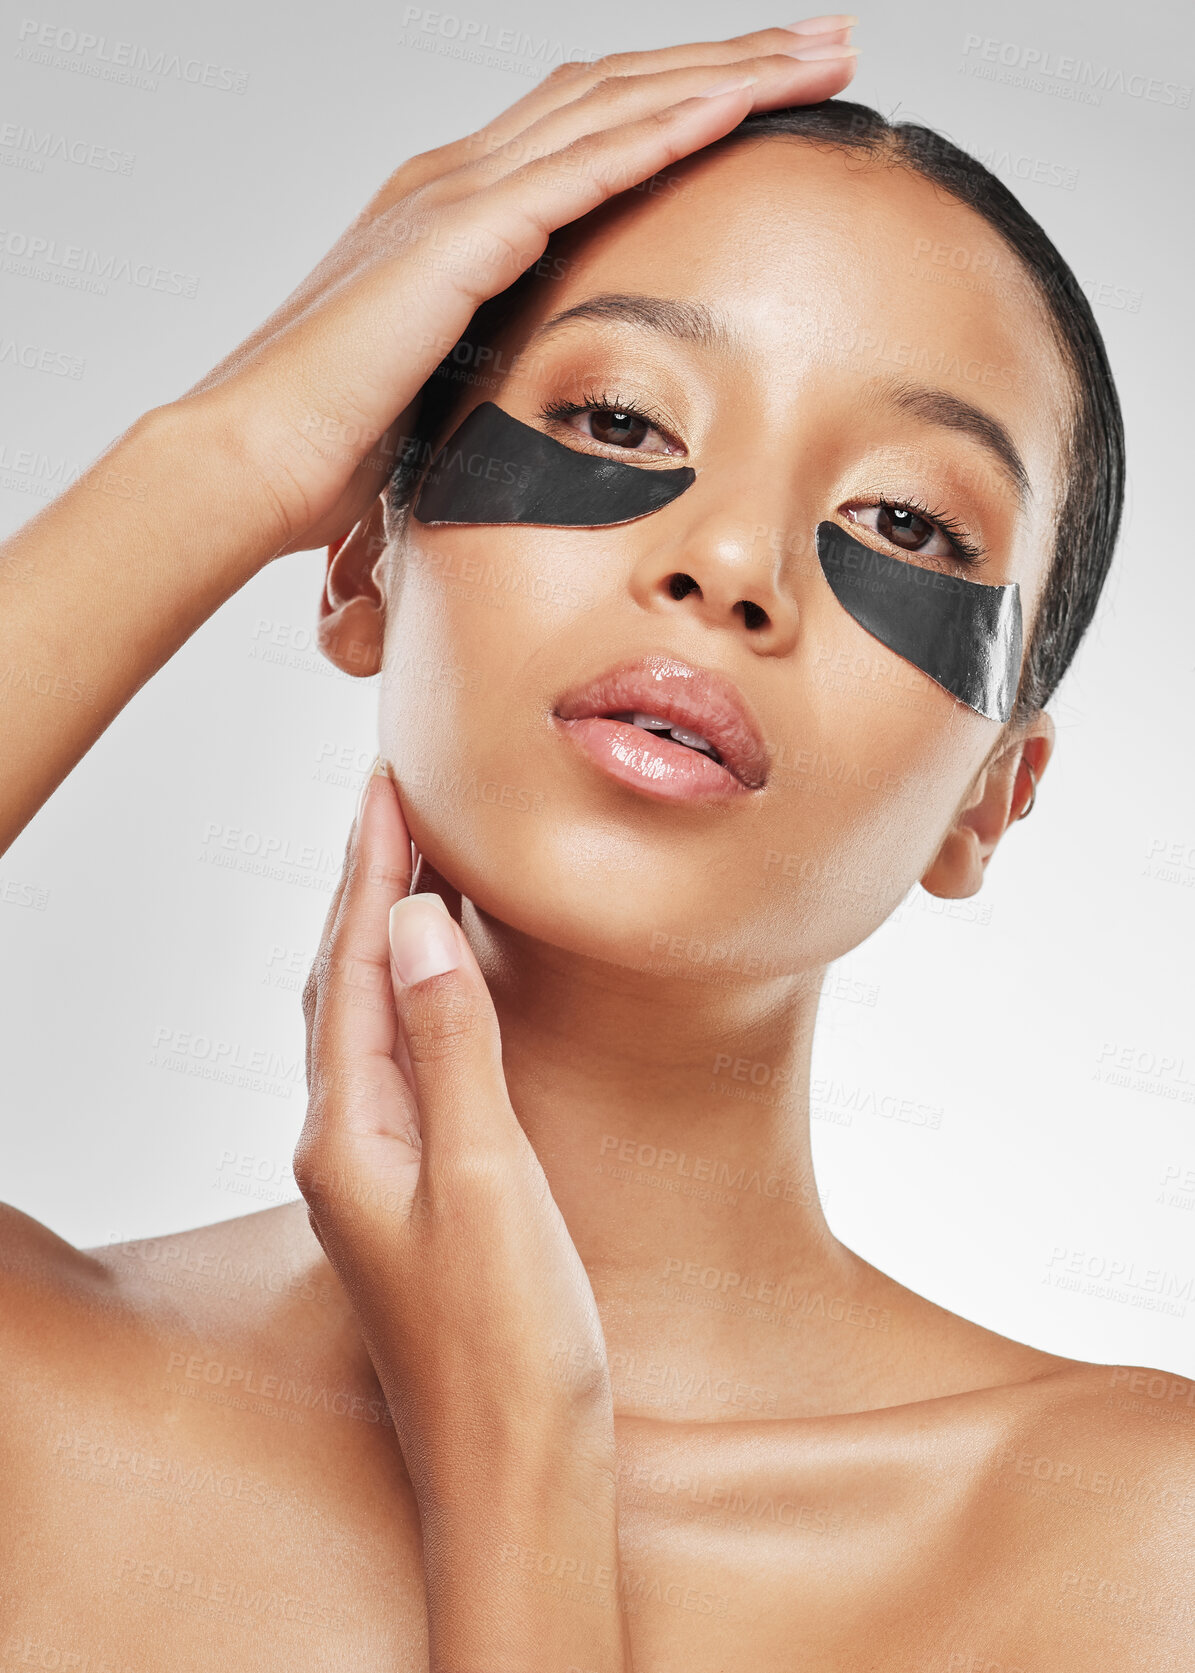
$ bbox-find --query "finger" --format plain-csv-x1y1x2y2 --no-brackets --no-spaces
406,847,463,924
365,22,857,207
429,77,845,304
466,25,855,154
438,49,859,193
305,761,416,1146
195,23,855,442
387,886,521,1169
302,816,356,1091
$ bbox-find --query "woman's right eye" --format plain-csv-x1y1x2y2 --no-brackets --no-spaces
540,395,683,457
573,407,656,451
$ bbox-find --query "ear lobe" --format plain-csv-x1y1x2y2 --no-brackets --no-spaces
919,715,1055,901
316,498,390,678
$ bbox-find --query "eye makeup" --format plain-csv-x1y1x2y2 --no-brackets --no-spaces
411,400,1023,723
411,400,696,528
815,520,1022,722
844,498,987,567
538,386,685,458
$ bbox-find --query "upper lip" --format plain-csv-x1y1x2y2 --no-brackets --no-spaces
552,654,770,790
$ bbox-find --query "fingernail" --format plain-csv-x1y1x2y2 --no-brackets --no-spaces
784,41,858,60
784,14,857,32
355,754,388,825
389,894,460,986
696,75,757,97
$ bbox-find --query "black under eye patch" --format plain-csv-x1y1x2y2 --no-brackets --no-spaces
411,401,1023,723
814,521,1022,723
412,400,695,527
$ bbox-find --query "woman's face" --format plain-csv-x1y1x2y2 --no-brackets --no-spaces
354,139,1069,977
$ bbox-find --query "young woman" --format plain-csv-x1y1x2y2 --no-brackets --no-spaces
3,20,1190,1671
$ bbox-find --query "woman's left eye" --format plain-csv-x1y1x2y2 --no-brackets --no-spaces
550,403,680,457
846,502,960,559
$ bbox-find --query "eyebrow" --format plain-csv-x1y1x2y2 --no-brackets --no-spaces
523,293,1032,506
872,377,1032,506
523,291,743,356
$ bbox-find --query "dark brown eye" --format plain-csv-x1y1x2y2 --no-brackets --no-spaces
841,503,985,565
586,408,650,449
876,503,935,551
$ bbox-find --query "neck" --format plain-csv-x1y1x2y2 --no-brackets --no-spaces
464,902,876,1418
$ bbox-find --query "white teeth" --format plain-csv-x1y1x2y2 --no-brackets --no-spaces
611,710,720,760
668,726,716,756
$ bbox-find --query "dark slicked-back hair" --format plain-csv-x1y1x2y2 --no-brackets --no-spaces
388,98,1125,728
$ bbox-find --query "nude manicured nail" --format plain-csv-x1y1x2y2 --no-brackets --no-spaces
785,13,857,32
785,42,858,60
389,894,459,986
355,754,383,825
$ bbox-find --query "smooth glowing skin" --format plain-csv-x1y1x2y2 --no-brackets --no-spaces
363,141,1064,982
2,33,1193,1672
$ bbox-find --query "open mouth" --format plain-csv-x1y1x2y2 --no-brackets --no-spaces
551,655,769,804
606,710,724,764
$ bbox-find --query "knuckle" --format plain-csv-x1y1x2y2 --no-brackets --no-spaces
403,981,488,1067
301,946,336,1020
374,146,450,199
560,129,603,172
588,72,630,100
291,1130,328,1198
403,141,454,172
293,1128,352,1217
646,101,689,139
594,51,636,76
428,1142,516,1214
398,177,445,222
545,59,592,84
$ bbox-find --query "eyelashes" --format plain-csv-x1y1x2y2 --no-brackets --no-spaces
844,497,989,568
534,390,988,566
537,387,684,458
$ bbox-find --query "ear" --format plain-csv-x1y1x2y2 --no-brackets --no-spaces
315,496,390,677
920,710,1055,900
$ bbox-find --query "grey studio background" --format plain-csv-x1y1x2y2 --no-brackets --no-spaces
1,0,1192,1375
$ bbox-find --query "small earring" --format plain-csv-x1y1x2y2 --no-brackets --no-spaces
1017,760,1037,820
409,840,425,895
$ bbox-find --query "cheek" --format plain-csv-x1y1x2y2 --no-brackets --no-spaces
378,529,589,899
701,616,994,963
378,531,993,974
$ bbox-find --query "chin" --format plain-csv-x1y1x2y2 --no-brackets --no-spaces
400,781,899,986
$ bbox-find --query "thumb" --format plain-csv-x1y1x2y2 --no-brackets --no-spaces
387,893,517,1162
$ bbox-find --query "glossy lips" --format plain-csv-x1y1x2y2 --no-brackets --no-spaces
552,655,770,803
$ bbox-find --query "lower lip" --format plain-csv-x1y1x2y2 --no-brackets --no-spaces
553,716,751,803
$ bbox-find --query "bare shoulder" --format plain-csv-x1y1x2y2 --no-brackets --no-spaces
0,1199,133,1509
0,1198,370,1511
0,1196,339,1390
981,1358,1195,1645
1005,1356,1195,1488
0,1199,114,1343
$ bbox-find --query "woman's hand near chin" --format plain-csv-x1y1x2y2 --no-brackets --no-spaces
295,758,629,1673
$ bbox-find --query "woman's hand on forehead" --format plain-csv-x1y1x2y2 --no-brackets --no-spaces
366,20,859,207
177,22,857,569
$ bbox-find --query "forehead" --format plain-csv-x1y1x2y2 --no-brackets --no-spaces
518,138,1070,516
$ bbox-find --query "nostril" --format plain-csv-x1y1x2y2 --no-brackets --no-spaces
668,573,699,601
739,600,769,631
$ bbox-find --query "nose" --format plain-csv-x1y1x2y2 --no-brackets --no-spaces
626,482,802,658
